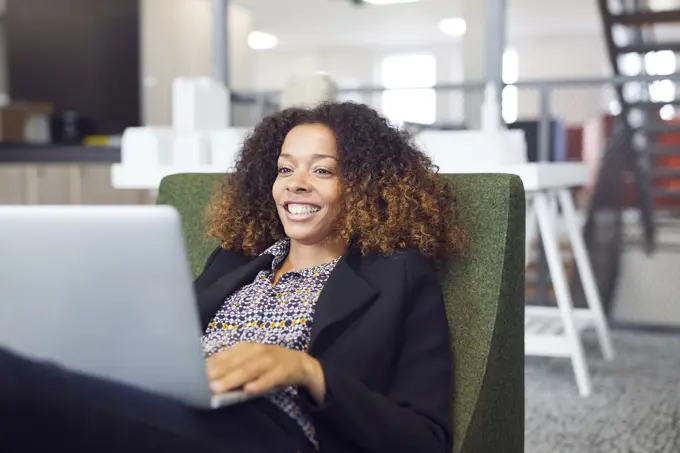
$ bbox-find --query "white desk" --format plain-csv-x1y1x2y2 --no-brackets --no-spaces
451,162,614,396
111,165,211,190
450,162,589,190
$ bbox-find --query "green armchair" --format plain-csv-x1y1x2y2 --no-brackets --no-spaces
157,173,525,453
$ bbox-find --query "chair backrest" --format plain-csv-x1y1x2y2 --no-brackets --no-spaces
439,174,525,453
157,172,525,453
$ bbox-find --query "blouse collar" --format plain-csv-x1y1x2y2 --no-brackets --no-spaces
261,237,341,276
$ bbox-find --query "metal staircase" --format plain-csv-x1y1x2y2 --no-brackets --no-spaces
597,0,680,253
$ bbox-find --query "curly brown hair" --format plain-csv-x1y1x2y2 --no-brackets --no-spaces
206,101,465,266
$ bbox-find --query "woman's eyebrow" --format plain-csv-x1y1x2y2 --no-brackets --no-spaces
279,153,338,161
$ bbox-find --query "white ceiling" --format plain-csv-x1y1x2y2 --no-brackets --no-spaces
233,0,604,49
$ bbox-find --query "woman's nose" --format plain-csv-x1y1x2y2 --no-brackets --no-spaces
287,173,310,193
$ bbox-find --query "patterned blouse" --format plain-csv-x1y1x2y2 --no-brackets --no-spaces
201,238,340,448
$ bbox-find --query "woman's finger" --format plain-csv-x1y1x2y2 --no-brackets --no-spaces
206,343,262,381
243,366,290,395
210,354,274,394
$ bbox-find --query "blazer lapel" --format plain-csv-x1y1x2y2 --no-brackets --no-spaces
196,253,273,329
309,249,379,356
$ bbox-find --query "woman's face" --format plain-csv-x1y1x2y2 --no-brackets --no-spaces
272,123,343,246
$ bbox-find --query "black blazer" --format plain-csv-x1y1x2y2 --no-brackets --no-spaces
194,244,453,453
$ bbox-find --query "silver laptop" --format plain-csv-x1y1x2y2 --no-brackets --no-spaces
0,205,257,409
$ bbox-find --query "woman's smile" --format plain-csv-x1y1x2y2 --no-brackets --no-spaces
282,202,323,222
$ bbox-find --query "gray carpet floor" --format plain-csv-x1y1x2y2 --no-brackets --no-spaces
525,330,680,453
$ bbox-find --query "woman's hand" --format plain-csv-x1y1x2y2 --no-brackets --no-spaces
206,343,327,404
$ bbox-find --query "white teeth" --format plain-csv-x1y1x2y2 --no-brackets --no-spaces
287,204,320,215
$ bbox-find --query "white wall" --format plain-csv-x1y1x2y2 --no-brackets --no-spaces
511,35,611,124
253,43,465,123
141,0,254,126
251,33,611,126
0,1,613,128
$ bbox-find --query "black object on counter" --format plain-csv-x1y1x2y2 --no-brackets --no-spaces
507,120,567,162
50,111,95,145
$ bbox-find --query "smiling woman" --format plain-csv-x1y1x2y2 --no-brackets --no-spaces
196,102,465,453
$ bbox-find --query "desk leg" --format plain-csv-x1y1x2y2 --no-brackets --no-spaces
534,192,592,396
557,188,615,360
547,190,559,226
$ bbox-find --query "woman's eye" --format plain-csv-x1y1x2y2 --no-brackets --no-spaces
315,168,332,175
278,167,291,174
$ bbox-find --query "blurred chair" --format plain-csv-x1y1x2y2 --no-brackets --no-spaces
156,172,525,453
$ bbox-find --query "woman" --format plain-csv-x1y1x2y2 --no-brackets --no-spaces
0,102,464,453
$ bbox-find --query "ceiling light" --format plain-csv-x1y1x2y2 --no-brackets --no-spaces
248,31,278,50
363,0,419,5
438,17,467,37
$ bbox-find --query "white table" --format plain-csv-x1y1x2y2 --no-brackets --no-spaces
451,162,615,396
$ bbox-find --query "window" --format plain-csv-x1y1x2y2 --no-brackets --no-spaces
618,50,677,120
646,51,677,120
619,52,644,76
645,50,676,76
502,49,519,123
380,54,436,125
